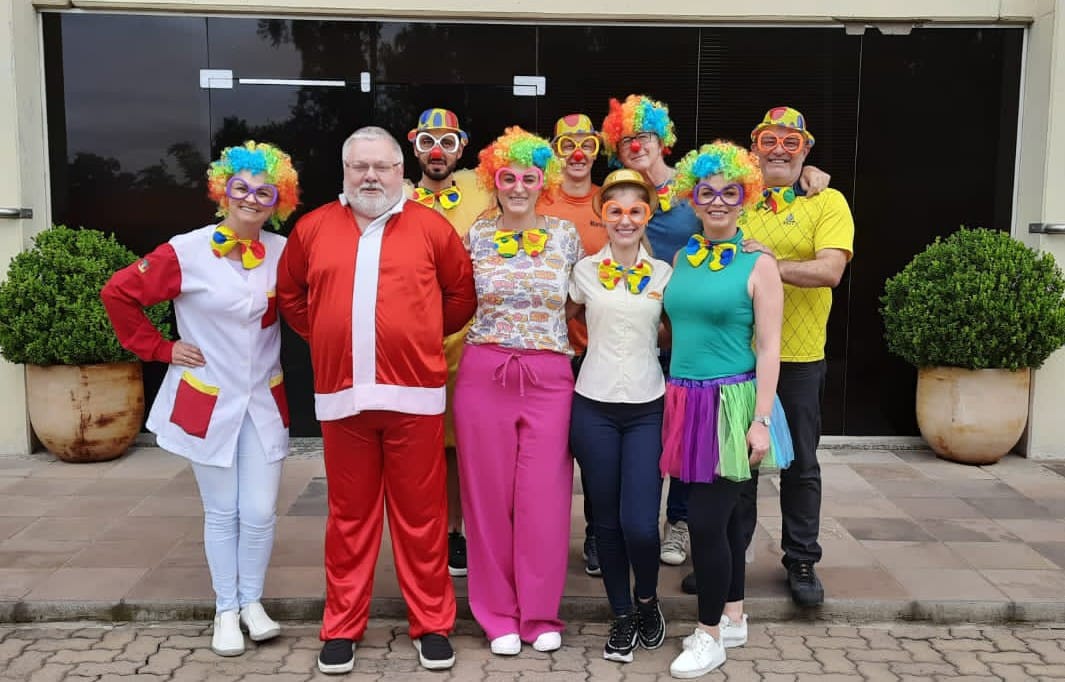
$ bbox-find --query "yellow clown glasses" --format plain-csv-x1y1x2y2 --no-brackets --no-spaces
601,200,652,226
556,135,600,157
754,130,806,155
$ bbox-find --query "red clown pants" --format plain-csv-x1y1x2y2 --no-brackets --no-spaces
319,411,455,641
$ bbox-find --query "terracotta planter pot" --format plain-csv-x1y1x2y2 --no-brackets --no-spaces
25,362,144,463
916,366,1030,465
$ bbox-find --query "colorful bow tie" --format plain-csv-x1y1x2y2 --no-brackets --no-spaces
758,186,797,214
656,183,674,212
413,184,462,210
493,228,549,258
211,226,265,269
686,234,737,271
598,258,653,294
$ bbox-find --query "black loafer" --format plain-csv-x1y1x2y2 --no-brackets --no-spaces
318,638,354,674
414,633,455,670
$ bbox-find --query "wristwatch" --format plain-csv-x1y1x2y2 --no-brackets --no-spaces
752,415,772,427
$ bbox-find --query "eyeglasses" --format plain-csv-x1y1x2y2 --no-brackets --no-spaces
754,130,806,155
414,132,461,154
556,136,600,157
494,166,544,192
619,132,658,148
225,176,279,207
343,160,402,176
692,182,745,207
601,200,652,226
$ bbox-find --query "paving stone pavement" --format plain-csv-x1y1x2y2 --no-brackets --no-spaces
1,619,1064,681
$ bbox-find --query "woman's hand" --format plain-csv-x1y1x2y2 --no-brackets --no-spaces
171,340,206,368
747,421,770,467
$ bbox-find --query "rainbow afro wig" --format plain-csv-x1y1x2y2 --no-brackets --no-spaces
206,140,300,229
674,141,764,211
476,126,563,196
601,94,678,163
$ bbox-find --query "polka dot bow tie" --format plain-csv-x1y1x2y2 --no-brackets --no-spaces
211,226,265,269
492,228,549,258
413,184,462,210
598,258,653,294
685,234,737,271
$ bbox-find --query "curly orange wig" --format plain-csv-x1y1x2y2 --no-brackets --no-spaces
475,127,563,197
206,141,300,229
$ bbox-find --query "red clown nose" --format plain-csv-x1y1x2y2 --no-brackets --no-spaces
429,147,444,160
629,140,642,153
571,149,586,163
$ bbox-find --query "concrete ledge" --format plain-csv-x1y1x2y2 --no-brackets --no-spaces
2,595,1062,625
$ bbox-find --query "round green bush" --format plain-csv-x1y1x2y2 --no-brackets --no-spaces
0,225,171,365
880,227,1065,370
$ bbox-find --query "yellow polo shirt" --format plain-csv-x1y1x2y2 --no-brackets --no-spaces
404,168,492,447
739,188,854,362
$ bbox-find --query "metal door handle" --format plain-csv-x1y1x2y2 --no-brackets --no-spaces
1029,222,1065,234
0,208,32,219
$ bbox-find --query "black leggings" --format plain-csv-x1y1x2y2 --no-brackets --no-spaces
688,476,754,626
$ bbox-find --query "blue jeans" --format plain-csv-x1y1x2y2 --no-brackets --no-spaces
570,394,664,615
191,414,284,612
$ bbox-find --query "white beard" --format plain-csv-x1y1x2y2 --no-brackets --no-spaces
344,182,400,218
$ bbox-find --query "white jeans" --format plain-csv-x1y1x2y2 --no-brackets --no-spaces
191,414,284,612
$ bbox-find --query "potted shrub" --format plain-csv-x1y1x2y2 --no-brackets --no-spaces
0,225,171,462
880,227,1065,464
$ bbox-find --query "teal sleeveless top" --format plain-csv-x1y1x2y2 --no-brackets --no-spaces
664,230,760,380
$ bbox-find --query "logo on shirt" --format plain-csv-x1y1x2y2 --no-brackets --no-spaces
784,213,796,225
137,258,150,273
647,291,663,301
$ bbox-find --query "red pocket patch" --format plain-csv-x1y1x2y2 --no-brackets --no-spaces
169,371,219,438
269,374,290,428
262,290,278,329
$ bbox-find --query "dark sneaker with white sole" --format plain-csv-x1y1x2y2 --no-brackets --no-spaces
636,597,665,650
603,612,638,663
448,531,468,577
317,638,354,674
583,535,602,577
414,633,455,670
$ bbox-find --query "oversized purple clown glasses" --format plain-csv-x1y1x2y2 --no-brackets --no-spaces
692,182,745,207
225,176,280,207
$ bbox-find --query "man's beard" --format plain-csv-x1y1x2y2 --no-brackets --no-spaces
344,181,400,218
419,157,457,182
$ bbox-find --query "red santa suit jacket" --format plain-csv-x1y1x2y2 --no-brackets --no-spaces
277,195,476,421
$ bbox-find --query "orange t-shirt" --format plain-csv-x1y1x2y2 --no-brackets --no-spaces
538,185,605,355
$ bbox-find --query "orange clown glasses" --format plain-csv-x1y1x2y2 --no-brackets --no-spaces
754,130,806,155
601,200,652,226
414,131,462,154
556,135,600,157
494,166,545,192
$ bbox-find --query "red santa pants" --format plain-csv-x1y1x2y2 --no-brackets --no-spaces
319,411,455,641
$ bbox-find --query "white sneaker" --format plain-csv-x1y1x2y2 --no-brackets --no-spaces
670,628,725,679
719,614,748,648
211,610,245,657
240,602,281,642
660,521,689,565
490,633,521,656
532,631,562,652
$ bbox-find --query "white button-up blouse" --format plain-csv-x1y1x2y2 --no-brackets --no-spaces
568,245,673,403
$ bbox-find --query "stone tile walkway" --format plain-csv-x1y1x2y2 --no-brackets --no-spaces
2,619,1064,680
0,444,1064,624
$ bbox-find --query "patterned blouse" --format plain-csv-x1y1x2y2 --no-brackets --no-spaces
464,215,583,355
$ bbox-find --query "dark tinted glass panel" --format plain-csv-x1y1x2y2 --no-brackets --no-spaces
848,27,1022,435
376,23,536,84
538,26,700,183
698,27,861,435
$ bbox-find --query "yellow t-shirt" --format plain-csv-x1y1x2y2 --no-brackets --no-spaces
404,168,493,446
739,188,854,362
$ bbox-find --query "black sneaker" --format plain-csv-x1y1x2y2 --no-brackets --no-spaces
680,570,697,595
413,633,455,670
448,531,468,577
635,597,665,650
603,612,638,663
787,561,825,607
583,536,602,577
317,638,354,674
